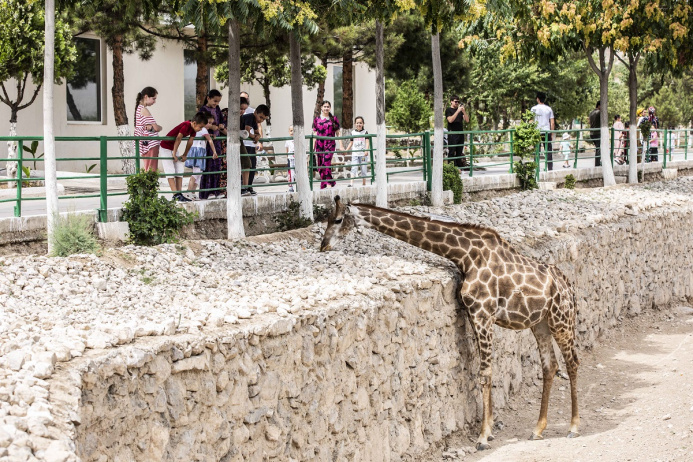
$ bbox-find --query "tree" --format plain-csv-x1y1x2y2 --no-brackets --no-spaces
387,79,432,133
612,0,691,183
73,0,157,174
0,0,75,180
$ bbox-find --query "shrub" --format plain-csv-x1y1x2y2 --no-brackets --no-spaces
564,174,576,189
443,162,464,204
313,203,332,223
50,213,100,257
121,170,195,246
275,199,313,231
513,111,541,191
387,80,433,134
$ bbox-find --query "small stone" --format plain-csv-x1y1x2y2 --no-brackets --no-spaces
663,414,671,420
5,350,27,371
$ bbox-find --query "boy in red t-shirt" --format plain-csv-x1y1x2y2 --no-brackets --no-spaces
160,112,207,201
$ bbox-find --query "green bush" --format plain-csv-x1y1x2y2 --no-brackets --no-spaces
443,162,464,204
50,213,100,257
312,203,332,223
275,199,313,231
121,170,195,246
513,111,541,191
564,174,576,189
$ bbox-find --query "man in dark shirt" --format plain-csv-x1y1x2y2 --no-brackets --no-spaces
445,95,470,168
589,101,601,166
240,104,270,195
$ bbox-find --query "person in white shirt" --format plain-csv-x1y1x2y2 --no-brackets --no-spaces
531,92,556,170
342,116,371,187
560,132,572,168
241,91,263,152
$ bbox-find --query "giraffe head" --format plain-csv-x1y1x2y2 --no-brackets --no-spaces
320,196,357,251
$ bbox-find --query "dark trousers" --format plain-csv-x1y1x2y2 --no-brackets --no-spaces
448,133,467,167
649,147,658,162
541,132,553,170
592,137,602,166
246,146,257,186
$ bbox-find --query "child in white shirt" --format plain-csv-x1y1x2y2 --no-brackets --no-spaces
560,132,571,168
186,114,217,199
343,116,371,187
285,125,296,192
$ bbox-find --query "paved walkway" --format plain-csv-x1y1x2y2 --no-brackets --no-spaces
0,149,688,219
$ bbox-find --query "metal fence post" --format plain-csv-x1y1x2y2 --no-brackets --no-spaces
663,129,667,168
98,136,108,222
686,130,689,160
424,131,432,191
14,142,23,217
135,139,141,174
574,130,580,169
469,134,474,177
419,133,426,183
509,130,514,173
308,135,314,191
535,143,540,183
369,134,376,185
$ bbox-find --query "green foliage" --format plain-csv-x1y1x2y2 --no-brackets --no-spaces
564,174,576,189
312,203,332,223
387,80,433,133
121,170,195,246
0,0,76,120
85,164,97,174
442,163,464,204
22,141,44,170
50,214,101,257
20,166,31,187
513,111,540,190
275,199,312,232
514,111,542,159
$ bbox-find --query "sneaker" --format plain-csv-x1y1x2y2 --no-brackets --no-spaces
249,188,257,196
288,187,295,193
241,190,252,197
177,193,191,202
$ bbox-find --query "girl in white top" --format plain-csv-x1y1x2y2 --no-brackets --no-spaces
560,132,571,168
343,116,371,187
186,114,218,199
285,125,296,192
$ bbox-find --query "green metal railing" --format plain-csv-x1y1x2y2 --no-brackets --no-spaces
1,126,691,220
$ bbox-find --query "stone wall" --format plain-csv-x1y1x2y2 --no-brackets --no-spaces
70,199,693,461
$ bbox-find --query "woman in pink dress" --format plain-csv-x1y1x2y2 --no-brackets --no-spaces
134,87,162,171
312,100,340,189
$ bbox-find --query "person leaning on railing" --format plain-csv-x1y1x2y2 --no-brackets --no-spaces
531,92,555,171
134,87,162,172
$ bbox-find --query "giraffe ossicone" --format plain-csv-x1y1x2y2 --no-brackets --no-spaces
320,196,580,450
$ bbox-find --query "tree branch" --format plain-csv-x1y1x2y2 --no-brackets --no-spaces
615,52,629,67
606,47,615,76
584,44,601,75
17,85,42,111
0,83,11,106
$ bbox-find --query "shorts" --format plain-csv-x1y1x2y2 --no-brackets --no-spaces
160,147,185,177
240,142,251,170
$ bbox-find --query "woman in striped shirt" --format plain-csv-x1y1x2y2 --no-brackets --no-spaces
134,87,162,171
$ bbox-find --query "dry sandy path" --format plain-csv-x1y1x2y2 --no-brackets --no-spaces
435,307,693,462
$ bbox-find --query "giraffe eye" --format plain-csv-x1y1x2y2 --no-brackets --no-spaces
334,218,343,224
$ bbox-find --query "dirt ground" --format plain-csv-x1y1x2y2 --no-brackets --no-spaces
431,305,693,462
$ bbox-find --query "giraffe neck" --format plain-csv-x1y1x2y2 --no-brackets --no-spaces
353,205,483,272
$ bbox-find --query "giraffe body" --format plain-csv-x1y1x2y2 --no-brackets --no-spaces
320,197,580,449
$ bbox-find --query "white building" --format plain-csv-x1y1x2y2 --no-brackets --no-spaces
0,34,376,173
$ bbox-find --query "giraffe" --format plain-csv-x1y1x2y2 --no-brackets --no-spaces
320,196,580,450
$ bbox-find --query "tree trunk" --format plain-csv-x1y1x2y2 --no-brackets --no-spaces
313,57,327,120
44,0,59,253
226,19,244,239
598,48,615,186
342,48,353,130
375,21,387,208
627,54,639,184
262,79,272,136
290,32,313,219
65,86,82,121
111,34,135,174
6,121,18,184
430,31,444,206
195,34,209,110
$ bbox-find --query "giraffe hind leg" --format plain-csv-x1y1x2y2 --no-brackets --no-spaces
529,318,558,441
552,328,580,438
467,308,495,451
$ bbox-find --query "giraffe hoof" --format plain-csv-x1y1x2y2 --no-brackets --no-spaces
476,442,492,451
487,434,495,441
567,431,580,438
529,432,544,441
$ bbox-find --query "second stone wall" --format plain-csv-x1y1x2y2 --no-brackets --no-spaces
71,201,693,462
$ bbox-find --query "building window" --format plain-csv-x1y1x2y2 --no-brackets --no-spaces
333,66,343,122
184,51,211,120
66,38,102,122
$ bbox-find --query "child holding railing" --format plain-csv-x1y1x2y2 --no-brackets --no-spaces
560,132,571,168
343,116,370,187
186,113,218,200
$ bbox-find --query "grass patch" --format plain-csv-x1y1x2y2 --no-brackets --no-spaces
50,214,101,257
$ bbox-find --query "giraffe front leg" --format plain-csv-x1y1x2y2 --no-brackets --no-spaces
468,310,495,450
529,318,558,441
